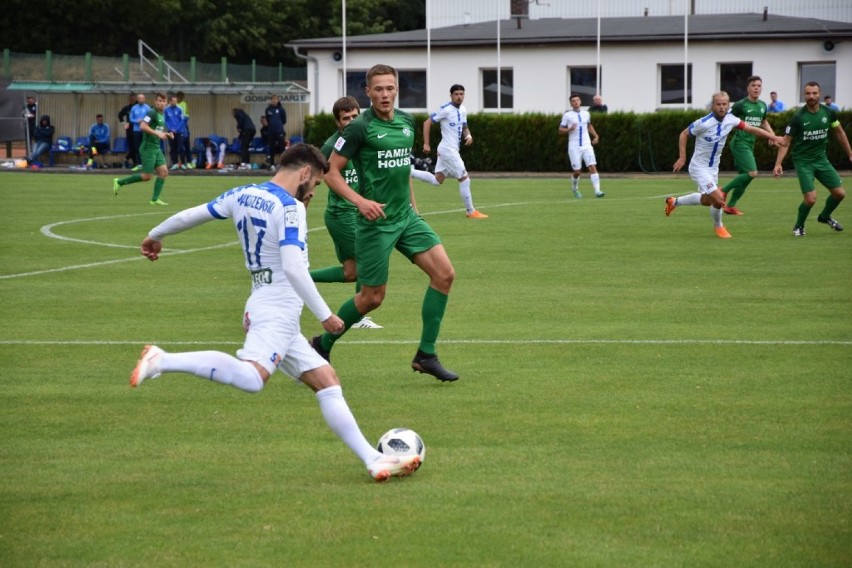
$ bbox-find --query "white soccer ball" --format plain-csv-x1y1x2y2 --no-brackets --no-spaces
376,428,426,463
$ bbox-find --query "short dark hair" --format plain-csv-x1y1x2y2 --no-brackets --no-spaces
96,114,103,118
450,84,465,94
332,96,360,120
154,92,167,101
278,143,329,174
805,81,821,91
746,75,762,84
570,93,581,100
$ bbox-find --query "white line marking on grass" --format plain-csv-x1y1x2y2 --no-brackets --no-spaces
0,188,787,281
1,339,848,346
41,213,165,249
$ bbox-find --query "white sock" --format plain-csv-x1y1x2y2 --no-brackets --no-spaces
676,192,702,206
410,166,440,186
159,351,264,393
316,385,382,465
459,177,474,213
591,173,601,193
205,148,213,164
710,205,723,227
572,176,579,190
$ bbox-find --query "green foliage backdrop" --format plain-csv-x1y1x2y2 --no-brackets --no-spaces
306,110,852,173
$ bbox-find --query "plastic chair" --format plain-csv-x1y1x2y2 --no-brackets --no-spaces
248,137,267,154
226,137,241,154
111,137,128,154
49,136,73,166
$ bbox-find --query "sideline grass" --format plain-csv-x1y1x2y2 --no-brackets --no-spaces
1,171,850,566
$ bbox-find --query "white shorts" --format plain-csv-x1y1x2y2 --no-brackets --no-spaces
236,287,327,381
568,146,597,170
688,166,719,194
435,147,467,180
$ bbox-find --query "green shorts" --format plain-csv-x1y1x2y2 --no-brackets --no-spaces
729,143,757,174
324,208,358,264
355,208,442,287
794,157,843,193
140,149,166,174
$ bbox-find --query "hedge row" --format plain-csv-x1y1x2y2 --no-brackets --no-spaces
304,110,852,173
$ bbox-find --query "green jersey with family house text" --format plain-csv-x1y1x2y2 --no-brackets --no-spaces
729,97,767,150
321,132,358,215
333,107,416,224
786,104,839,163
139,108,166,153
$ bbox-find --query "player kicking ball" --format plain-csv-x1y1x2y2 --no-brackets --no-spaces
129,144,419,482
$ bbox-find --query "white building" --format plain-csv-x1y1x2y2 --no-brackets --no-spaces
287,10,852,115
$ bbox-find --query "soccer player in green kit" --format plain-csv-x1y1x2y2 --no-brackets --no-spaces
311,95,382,330
113,92,172,205
721,75,776,216
774,81,852,236
313,64,459,382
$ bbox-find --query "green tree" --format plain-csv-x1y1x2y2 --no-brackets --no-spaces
1,0,425,66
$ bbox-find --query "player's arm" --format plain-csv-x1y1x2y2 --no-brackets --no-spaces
759,118,778,146
279,245,342,334
409,178,419,215
588,122,600,145
558,117,575,134
141,204,214,261
325,152,386,220
140,117,171,140
741,122,786,146
773,135,793,177
830,120,852,162
462,124,473,146
672,127,690,172
422,116,435,153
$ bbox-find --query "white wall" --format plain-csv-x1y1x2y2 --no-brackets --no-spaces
307,38,851,115
426,0,852,25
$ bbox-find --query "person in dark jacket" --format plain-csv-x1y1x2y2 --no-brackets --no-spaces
232,108,256,167
264,95,287,168
117,94,137,167
28,115,54,164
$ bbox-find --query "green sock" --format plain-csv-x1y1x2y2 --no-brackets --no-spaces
419,287,448,355
119,173,143,185
796,202,813,227
310,266,346,283
151,178,165,201
321,297,363,351
725,173,753,206
818,195,842,220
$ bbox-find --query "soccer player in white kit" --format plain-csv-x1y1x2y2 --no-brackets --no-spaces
667,91,787,238
422,84,488,218
559,93,604,198
129,144,420,482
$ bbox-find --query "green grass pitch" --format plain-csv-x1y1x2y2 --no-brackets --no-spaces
1,170,850,566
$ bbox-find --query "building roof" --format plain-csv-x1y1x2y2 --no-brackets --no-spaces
287,13,852,51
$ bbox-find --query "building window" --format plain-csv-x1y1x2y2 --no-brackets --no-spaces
799,62,836,104
569,66,599,106
719,63,753,102
660,64,692,105
345,69,427,110
482,68,513,109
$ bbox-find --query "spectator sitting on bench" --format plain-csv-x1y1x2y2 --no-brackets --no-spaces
203,137,226,169
28,115,54,165
87,114,111,169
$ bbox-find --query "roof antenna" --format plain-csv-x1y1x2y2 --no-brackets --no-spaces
763,6,768,21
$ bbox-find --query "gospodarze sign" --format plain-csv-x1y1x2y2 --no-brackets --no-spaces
242,94,309,104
